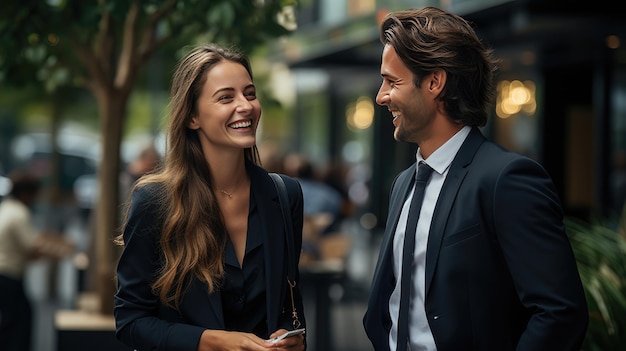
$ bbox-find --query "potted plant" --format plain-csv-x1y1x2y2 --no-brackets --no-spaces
565,215,626,350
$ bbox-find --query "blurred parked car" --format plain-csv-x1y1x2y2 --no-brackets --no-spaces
73,133,165,212
10,130,100,193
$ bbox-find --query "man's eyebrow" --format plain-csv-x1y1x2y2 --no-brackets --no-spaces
381,73,398,81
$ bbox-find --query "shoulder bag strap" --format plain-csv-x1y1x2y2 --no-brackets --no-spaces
269,173,301,328
269,172,296,281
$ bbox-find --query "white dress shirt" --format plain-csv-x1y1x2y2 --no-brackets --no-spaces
388,126,471,351
0,197,38,279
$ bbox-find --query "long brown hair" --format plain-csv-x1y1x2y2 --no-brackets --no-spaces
117,44,261,309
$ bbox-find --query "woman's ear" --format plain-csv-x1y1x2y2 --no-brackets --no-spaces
188,116,200,130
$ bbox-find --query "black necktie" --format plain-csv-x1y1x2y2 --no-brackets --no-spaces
397,162,434,351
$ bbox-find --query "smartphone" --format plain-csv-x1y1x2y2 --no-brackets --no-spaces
267,328,306,343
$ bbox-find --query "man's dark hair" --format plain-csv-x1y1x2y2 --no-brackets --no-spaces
379,7,499,126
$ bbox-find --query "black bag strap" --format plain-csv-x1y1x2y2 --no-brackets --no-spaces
269,172,301,328
269,173,296,282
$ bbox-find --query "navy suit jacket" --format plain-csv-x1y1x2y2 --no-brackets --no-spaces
114,163,306,351
364,127,588,351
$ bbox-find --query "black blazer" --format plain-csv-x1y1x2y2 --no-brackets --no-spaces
114,163,306,351
364,127,588,351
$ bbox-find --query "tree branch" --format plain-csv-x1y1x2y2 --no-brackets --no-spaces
116,0,177,93
114,0,140,91
68,33,105,94
137,0,177,61
95,0,114,82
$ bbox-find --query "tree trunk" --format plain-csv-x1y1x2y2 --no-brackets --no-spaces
46,92,64,299
94,88,128,315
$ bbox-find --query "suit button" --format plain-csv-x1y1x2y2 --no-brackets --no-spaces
433,315,439,320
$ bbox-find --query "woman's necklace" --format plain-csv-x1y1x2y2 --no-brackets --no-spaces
219,189,233,199
217,176,248,200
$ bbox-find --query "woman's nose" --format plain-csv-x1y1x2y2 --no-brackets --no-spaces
236,95,253,112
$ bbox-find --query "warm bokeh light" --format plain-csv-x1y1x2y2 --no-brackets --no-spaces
346,95,374,130
496,80,536,118
48,33,60,46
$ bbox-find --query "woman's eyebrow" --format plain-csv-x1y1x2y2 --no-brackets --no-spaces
211,87,235,97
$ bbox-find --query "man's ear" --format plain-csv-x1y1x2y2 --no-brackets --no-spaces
428,69,447,94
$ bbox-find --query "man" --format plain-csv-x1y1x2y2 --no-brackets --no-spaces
363,7,588,351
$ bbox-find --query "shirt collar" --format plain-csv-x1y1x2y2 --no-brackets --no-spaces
416,125,471,176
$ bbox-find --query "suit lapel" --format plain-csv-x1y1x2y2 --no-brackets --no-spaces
185,164,285,331
250,165,285,331
424,127,485,295
183,157,279,328
371,164,416,295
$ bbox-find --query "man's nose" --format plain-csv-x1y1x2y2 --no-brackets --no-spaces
376,86,389,106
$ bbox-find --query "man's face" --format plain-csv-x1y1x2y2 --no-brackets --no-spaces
375,45,437,144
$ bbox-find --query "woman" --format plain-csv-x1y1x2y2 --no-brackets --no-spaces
114,44,306,351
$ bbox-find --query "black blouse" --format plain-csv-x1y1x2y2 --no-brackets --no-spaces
221,191,268,338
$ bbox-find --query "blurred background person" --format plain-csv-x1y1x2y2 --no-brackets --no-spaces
321,159,357,228
283,153,344,263
0,170,74,351
118,143,162,203
283,152,344,232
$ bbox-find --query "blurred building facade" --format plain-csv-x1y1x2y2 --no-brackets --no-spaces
269,0,626,232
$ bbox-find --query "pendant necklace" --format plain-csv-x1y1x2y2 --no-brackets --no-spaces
219,189,233,199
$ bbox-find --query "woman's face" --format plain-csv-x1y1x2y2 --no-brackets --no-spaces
188,60,261,152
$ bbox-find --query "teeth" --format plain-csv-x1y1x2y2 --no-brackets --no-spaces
230,120,251,129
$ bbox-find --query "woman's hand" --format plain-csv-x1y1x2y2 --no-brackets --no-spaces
197,329,276,351
267,329,305,351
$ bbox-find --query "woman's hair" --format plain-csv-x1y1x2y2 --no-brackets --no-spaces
119,44,261,309
379,7,499,126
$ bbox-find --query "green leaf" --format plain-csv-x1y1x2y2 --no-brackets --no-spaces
566,217,626,349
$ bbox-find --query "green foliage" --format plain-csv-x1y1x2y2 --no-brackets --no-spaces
0,0,299,142
0,0,297,89
566,217,626,350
